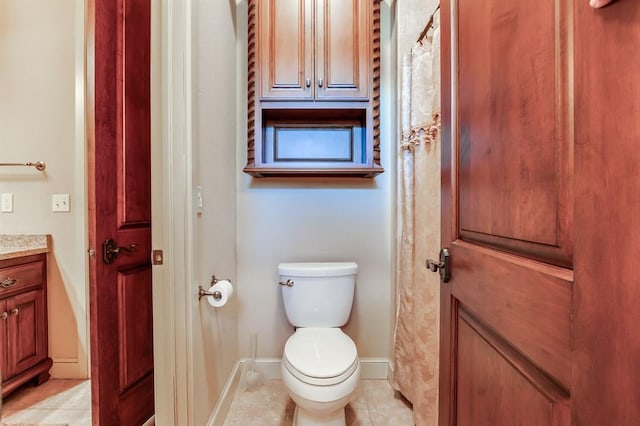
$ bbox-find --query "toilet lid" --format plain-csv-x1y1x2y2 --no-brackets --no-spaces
284,328,358,381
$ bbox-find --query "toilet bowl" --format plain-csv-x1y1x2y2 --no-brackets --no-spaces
281,328,360,426
278,262,360,426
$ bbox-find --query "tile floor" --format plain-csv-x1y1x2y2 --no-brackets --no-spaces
0,378,413,426
0,379,91,426
223,379,414,426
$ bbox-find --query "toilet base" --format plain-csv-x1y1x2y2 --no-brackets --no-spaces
293,404,345,426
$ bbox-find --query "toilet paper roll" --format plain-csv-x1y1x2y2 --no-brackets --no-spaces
206,279,233,307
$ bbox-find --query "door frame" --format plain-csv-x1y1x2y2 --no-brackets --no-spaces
153,0,195,423
438,0,455,423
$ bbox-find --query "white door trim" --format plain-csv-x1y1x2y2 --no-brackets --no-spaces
154,0,194,424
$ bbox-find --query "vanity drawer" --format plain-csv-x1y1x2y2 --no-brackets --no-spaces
0,259,44,295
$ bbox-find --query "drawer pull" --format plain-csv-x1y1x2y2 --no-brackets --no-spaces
11,308,19,316
1,278,17,288
0,312,7,320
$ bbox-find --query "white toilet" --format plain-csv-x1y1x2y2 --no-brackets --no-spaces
279,262,360,426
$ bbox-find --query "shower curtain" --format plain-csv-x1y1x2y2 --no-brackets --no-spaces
392,10,441,426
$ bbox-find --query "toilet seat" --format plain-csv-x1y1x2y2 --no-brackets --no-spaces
283,328,358,386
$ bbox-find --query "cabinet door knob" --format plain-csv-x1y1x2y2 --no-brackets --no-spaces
11,308,19,316
318,78,324,87
0,312,7,320
305,78,311,88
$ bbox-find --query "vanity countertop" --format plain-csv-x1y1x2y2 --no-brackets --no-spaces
0,234,51,261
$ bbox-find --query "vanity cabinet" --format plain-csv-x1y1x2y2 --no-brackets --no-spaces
0,254,52,397
245,0,383,177
259,0,370,101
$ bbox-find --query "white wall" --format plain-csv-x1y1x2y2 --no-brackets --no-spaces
234,4,396,360
191,1,240,424
0,0,88,379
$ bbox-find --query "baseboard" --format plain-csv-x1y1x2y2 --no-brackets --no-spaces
359,358,390,379
50,358,85,379
207,361,241,426
240,357,282,380
387,361,395,383
207,358,391,425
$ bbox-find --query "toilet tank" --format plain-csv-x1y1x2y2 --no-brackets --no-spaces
278,262,358,328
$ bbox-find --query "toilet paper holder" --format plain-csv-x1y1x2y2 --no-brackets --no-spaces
198,275,231,301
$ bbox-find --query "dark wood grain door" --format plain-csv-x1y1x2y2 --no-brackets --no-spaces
88,0,153,424
439,0,573,424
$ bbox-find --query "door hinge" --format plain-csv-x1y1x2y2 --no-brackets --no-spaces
152,250,164,265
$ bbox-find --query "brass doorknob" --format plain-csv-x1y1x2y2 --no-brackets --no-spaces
102,238,138,264
426,248,451,283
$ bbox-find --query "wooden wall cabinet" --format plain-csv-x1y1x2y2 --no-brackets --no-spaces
245,0,383,177
0,254,52,398
259,0,370,101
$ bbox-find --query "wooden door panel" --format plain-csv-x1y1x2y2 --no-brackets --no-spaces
457,0,572,267
441,0,574,424
119,374,155,426
457,310,570,426
118,267,153,392
90,0,153,423
11,290,46,374
451,241,572,388
316,0,370,99
120,0,151,226
259,0,313,99
573,1,640,423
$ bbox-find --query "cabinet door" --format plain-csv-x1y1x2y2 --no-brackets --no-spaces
315,0,370,100
0,299,7,380
7,289,47,375
259,0,313,99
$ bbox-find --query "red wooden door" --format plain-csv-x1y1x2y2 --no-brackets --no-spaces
88,0,153,425
439,0,573,424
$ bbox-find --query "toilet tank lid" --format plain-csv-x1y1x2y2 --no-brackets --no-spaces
278,262,358,277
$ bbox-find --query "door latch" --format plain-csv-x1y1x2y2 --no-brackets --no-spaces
102,238,138,264
426,248,451,283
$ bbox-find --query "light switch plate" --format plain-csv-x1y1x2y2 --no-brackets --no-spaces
1,193,13,213
52,193,70,212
